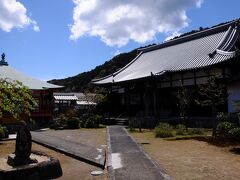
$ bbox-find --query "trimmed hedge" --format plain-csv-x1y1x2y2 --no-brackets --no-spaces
0,126,5,139
176,124,187,135
188,128,204,135
66,117,80,129
154,123,173,138
229,127,240,140
216,122,236,138
81,115,102,128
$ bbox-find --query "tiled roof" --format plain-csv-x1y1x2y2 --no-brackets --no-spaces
54,93,78,101
0,65,63,90
93,20,240,85
76,101,97,105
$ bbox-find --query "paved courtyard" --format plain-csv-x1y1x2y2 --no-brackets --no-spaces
31,129,106,168
31,127,172,179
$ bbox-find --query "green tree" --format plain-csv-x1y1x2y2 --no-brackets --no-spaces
195,76,227,137
234,101,240,125
176,83,191,130
0,78,36,121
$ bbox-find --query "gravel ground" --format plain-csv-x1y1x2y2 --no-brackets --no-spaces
0,128,108,180
131,131,240,180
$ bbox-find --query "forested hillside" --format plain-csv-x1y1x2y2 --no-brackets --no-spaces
48,49,139,92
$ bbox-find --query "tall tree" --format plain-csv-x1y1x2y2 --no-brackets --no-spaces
195,76,227,137
0,78,36,121
234,101,240,125
176,83,191,129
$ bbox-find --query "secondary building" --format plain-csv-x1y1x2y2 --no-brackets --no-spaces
0,55,63,124
93,19,240,127
53,92,97,116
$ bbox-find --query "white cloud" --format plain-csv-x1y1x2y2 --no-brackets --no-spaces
70,0,203,47
165,31,182,41
31,20,40,32
196,0,204,8
0,0,39,32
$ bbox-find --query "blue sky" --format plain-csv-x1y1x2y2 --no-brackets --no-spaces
0,0,239,81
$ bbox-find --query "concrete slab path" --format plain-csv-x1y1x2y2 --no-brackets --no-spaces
108,126,171,180
31,131,105,169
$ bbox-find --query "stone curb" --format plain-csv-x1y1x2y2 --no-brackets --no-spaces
106,126,115,180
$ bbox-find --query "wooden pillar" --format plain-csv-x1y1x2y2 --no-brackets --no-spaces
170,74,172,87
194,71,197,86
156,87,161,120
222,67,225,78
143,83,150,117
50,91,54,120
126,86,131,117
40,91,43,119
152,77,158,118
108,87,111,119
181,73,184,85
59,100,61,113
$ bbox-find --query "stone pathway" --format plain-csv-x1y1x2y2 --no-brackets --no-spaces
107,126,171,180
31,131,105,169
1,134,16,141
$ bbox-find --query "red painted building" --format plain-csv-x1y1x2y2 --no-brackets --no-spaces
0,58,63,124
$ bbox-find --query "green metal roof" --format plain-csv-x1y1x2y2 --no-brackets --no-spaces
0,64,63,90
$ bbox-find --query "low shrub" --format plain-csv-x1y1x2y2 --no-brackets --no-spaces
229,127,240,140
64,109,77,118
79,117,86,128
216,122,236,138
2,126,8,138
59,114,67,125
128,118,137,132
84,118,95,128
66,117,80,129
188,128,204,135
49,123,56,129
216,112,229,122
83,115,102,128
0,126,5,139
176,124,187,135
154,123,173,138
94,115,102,127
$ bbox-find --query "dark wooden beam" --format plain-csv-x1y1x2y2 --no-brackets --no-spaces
194,71,197,86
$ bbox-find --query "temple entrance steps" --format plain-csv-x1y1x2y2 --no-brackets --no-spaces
115,118,129,126
102,118,129,126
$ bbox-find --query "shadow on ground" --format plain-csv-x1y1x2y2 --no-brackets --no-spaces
229,147,240,155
